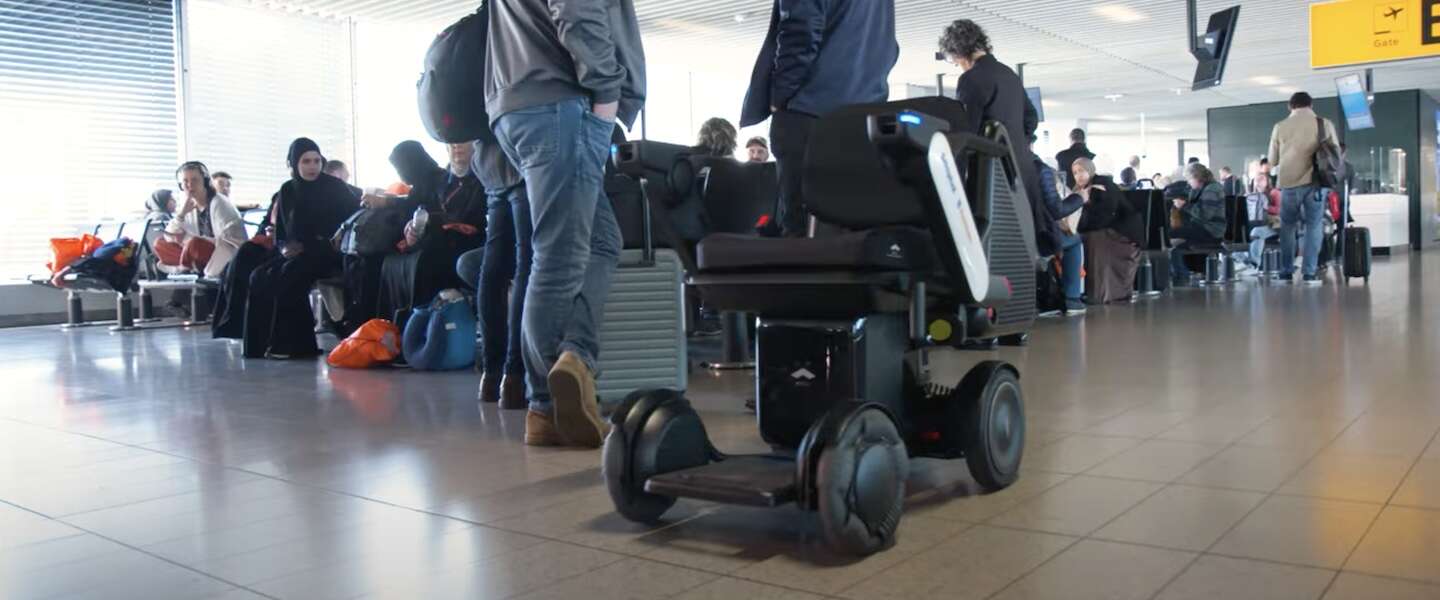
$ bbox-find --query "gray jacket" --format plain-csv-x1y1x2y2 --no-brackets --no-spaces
485,0,646,129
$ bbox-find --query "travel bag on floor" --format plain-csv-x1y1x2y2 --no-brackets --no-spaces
1343,226,1371,282
595,249,688,402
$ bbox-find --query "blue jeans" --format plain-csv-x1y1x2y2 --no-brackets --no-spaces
1279,185,1324,277
455,183,533,376
1248,226,1276,266
492,98,622,414
1059,232,1083,301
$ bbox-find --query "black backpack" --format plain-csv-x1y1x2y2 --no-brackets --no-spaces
335,206,409,256
1312,117,1345,189
417,4,489,143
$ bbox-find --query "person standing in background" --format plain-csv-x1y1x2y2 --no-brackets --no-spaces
1120,156,1140,190
1267,92,1339,285
1056,128,1095,188
740,0,898,237
745,137,770,163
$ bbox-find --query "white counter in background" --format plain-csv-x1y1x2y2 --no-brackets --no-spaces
1349,193,1409,250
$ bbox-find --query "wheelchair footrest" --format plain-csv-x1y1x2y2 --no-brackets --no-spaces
644,454,797,507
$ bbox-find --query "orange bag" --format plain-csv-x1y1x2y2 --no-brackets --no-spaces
47,234,104,273
326,319,401,369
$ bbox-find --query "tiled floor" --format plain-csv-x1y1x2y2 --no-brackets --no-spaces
2,254,1440,599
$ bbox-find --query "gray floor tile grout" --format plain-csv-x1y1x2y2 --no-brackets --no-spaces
1331,426,1440,581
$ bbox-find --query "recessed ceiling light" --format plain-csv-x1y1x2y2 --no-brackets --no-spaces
1093,5,1147,23
1172,88,1186,95
1251,75,1282,86
733,13,746,23
1104,93,1125,102
1275,86,1299,94
1153,126,1178,133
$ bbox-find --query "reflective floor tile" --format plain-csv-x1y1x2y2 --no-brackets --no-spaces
1211,495,1382,568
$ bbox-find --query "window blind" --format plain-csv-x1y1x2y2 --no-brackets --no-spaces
0,0,179,280
183,0,354,209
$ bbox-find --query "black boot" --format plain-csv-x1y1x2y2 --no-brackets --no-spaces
499,373,527,410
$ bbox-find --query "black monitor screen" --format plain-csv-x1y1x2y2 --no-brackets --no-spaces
1192,6,1240,90
1025,87,1045,123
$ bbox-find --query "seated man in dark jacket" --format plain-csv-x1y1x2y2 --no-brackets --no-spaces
740,0,898,237
1169,162,1228,284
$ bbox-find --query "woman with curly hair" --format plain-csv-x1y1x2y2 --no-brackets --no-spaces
694,117,739,159
940,18,1056,257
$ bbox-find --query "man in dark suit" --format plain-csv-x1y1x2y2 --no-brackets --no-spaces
1055,128,1096,188
942,18,1056,257
740,0,898,237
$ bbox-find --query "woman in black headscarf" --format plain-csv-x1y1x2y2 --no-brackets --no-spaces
375,141,486,324
238,138,360,358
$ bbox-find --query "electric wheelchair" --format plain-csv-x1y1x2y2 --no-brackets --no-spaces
604,97,1039,555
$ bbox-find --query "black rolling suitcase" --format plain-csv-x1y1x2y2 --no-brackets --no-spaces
1343,226,1371,283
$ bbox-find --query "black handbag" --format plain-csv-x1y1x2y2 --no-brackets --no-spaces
335,206,408,256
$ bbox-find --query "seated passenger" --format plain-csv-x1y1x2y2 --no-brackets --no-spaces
236,138,359,359
1244,174,1281,270
340,142,447,332
456,133,531,408
211,192,279,339
694,118,738,159
1032,138,1083,316
377,141,486,325
1071,158,1144,304
156,162,248,279
1169,162,1227,284
745,136,770,163
145,189,175,222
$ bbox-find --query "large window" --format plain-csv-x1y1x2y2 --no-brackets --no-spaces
183,0,353,208
0,0,179,280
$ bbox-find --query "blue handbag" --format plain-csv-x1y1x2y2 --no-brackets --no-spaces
402,291,476,371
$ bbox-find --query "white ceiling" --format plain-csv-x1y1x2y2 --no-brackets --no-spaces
231,0,1440,139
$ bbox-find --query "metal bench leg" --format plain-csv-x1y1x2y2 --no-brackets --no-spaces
61,291,85,329
110,293,137,332
186,289,213,327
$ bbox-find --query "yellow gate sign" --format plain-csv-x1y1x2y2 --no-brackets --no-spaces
1311,0,1440,68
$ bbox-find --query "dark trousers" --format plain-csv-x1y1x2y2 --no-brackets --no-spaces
475,185,532,375
770,110,817,237
243,250,337,358
1169,224,1221,279
212,241,274,339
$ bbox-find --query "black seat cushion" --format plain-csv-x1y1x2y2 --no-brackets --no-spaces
696,226,936,273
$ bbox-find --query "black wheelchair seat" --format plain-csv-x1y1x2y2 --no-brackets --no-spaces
696,226,937,274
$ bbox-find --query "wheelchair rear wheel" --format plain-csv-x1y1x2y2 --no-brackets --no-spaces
960,362,1025,491
814,403,909,556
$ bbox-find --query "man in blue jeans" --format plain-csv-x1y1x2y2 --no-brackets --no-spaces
1268,91,1339,285
484,0,645,447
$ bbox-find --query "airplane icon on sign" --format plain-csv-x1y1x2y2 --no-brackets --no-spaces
1383,6,1404,19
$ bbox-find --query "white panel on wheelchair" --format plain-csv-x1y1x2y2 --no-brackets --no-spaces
925,131,991,302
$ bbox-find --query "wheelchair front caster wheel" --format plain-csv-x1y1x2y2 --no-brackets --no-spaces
960,362,1025,491
814,403,909,556
603,389,712,524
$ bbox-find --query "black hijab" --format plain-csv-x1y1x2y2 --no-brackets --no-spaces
388,141,446,209
274,137,359,251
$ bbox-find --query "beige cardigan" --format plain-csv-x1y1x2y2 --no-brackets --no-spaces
1267,108,1339,190
164,193,247,278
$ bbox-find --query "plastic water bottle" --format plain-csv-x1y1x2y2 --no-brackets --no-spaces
410,206,429,237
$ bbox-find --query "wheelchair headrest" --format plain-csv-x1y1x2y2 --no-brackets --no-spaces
803,97,973,229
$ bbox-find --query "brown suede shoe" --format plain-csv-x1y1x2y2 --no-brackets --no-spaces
478,372,502,404
499,373,526,410
547,351,604,448
524,410,562,447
